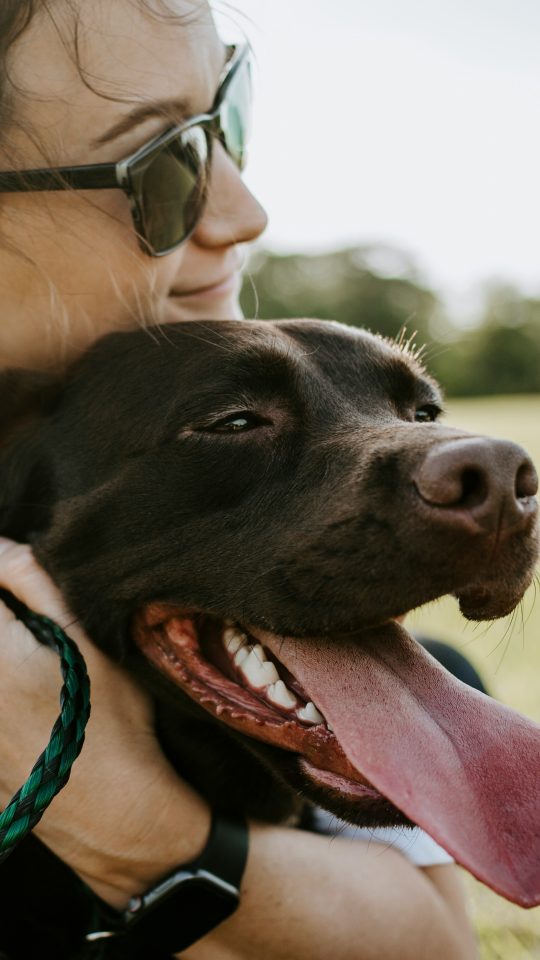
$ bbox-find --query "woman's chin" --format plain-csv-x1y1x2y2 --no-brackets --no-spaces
164,293,244,323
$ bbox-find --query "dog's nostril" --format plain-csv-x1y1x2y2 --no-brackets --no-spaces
459,468,489,509
516,462,539,499
414,457,491,509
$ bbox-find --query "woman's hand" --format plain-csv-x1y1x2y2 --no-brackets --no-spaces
0,538,210,907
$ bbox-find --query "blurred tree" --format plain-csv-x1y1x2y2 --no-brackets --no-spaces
240,246,439,343
240,250,540,397
433,285,540,396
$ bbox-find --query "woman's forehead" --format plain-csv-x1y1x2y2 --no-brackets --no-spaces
8,0,225,165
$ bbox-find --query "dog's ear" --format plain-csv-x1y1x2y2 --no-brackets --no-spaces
0,369,63,541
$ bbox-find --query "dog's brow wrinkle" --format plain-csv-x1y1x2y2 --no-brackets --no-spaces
152,382,188,446
274,327,323,362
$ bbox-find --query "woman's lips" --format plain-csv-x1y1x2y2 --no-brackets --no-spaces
170,272,240,301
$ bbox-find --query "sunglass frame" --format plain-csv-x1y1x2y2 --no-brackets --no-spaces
0,43,251,256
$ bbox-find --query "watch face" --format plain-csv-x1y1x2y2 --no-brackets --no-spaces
124,872,240,955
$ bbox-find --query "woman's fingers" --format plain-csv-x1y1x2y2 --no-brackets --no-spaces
0,545,65,803
0,537,125,678
0,537,89,683
0,538,66,682
0,537,73,627
0,537,148,767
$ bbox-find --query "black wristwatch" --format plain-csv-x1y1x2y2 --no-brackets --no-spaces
84,813,248,959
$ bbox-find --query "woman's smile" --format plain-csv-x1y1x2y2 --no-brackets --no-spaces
170,270,242,301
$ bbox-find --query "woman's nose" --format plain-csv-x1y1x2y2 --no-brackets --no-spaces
191,141,268,248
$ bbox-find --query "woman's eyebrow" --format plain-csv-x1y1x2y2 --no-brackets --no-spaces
91,97,194,148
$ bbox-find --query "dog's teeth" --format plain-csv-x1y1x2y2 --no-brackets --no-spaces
223,627,248,655
234,645,250,668
239,649,265,686
239,650,279,689
297,702,325,725
252,644,267,663
267,680,297,709
328,722,334,733
261,661,280,684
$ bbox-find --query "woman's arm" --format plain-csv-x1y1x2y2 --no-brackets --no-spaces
0,540,477,960
179,826,477,960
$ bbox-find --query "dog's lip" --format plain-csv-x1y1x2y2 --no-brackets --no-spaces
453,580,531,620
133,605,378,792
300,760,386,802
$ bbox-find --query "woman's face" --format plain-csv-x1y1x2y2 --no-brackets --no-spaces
0,0,267,369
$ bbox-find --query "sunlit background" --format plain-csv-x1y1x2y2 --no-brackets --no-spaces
214,3,540,954
216,0,540,324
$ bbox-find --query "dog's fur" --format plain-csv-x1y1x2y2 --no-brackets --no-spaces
0,319,537,822
0,319,538,956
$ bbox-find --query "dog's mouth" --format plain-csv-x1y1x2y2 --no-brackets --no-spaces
134,603,540,909
134,606,382,802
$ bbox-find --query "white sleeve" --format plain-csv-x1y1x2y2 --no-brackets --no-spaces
310,808,454,867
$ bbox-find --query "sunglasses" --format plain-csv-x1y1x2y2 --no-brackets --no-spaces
0,44,251,257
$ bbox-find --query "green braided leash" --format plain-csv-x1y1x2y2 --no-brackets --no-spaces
0,589,91,862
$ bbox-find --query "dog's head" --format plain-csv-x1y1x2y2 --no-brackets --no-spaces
0,319,538,906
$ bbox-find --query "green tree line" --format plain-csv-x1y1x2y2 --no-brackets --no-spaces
240,247,540,397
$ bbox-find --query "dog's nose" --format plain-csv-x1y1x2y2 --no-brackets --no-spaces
414,438,538,533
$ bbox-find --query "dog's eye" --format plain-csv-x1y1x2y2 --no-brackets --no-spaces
415,405,441,423
204,412,266,434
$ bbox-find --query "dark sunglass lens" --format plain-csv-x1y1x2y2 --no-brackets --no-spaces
135,126,209,254
219,57,252,170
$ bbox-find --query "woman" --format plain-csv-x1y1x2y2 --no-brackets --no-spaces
0,2,477,957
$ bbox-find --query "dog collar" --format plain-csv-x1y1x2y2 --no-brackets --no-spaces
84,813,248,958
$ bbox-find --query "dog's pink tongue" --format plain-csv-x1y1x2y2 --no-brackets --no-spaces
259,622,540,907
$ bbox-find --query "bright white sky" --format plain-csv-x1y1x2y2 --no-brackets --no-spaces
214,0,540,322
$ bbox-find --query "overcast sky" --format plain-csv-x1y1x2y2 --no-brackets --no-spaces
214,0,540,322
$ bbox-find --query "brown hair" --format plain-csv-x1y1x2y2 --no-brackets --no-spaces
0,1,36,154
0,1,239,361
0,0,206,168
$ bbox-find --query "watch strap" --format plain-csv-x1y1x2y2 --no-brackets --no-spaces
168,811,249,889
84,813,248,958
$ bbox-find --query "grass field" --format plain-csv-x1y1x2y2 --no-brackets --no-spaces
408,395,540,958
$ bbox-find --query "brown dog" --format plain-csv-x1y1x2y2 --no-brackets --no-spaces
0,319,539,915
